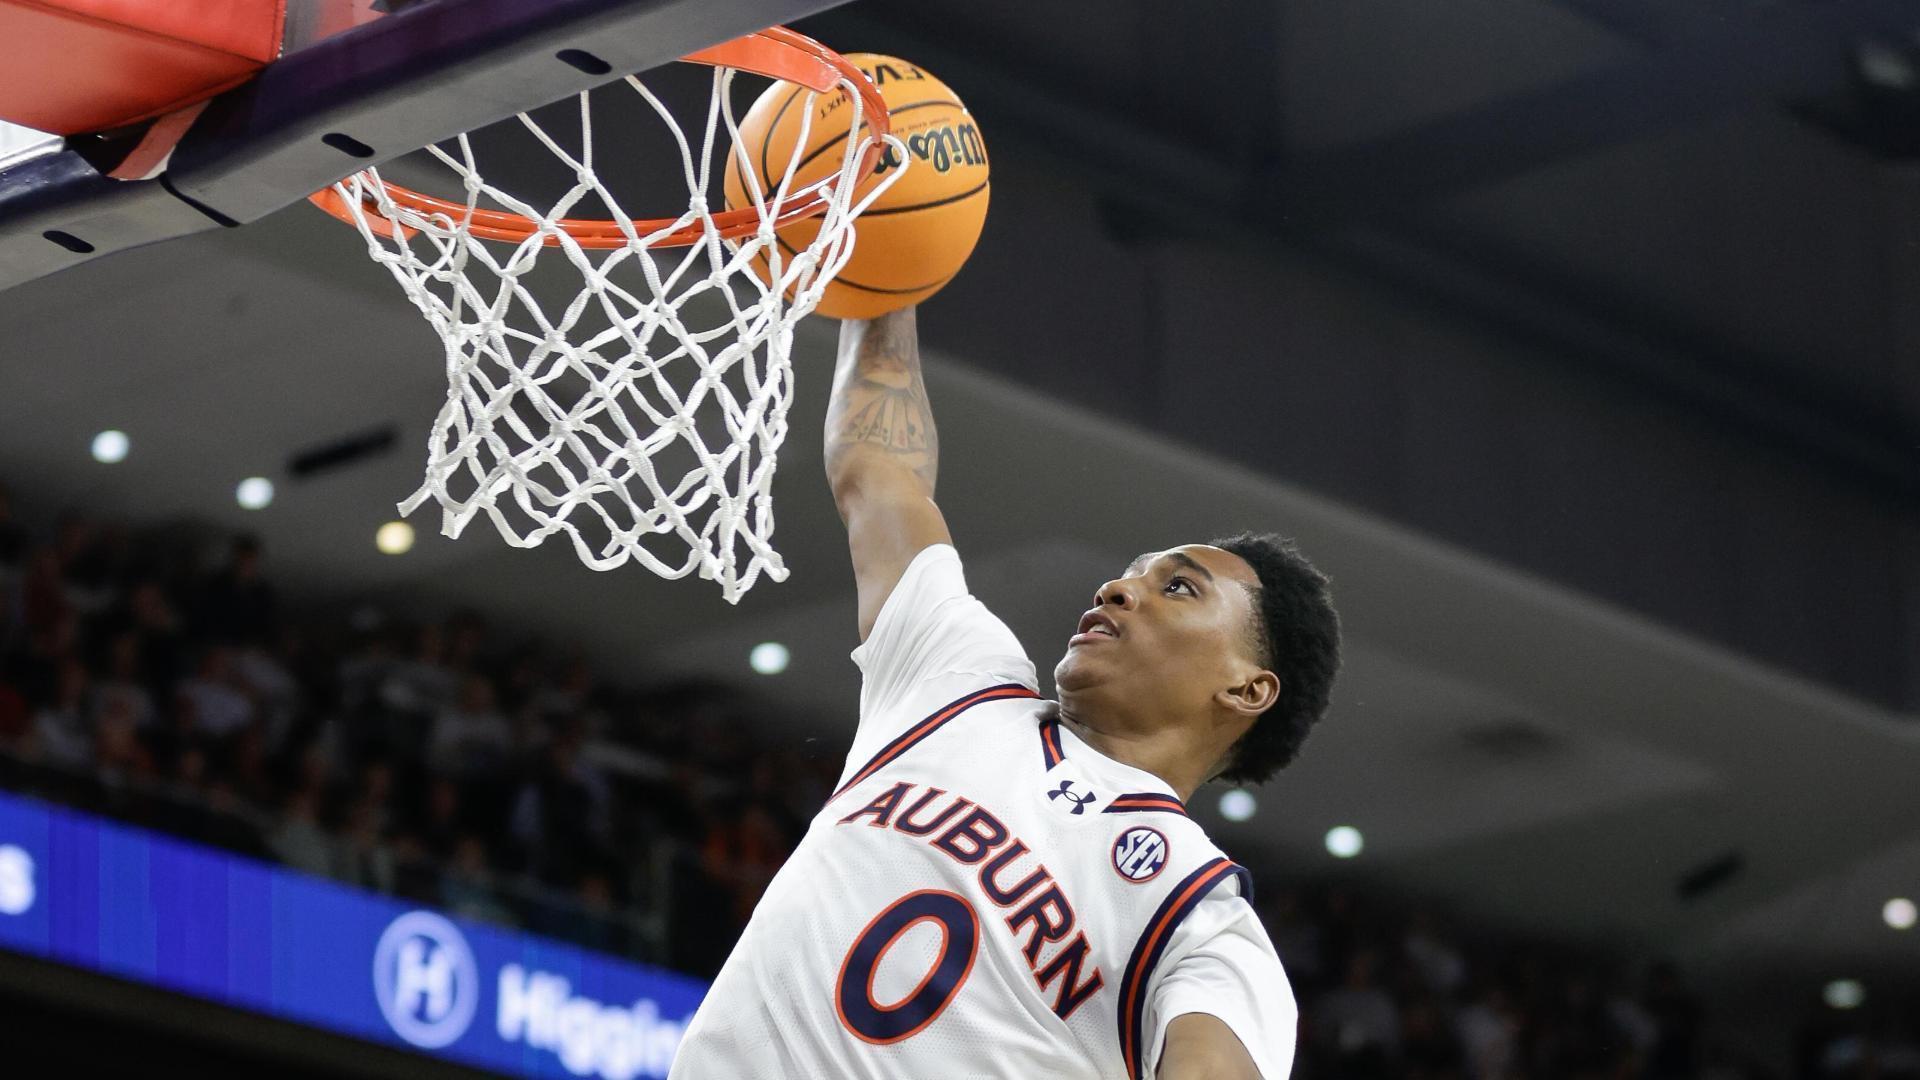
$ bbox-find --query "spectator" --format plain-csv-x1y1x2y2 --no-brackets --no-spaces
380,623,457,757
270,788,334,878
387,830,442,904
1406,907,1468,997
699,791,790,930
506,701,553,765
154,746,215,841
1401,994,1468,1079
337,624,395,713
117,579,186,693
28,654,91,769
428,674,512,780
1610,973,1661,1063
20,548,70,645
768,746,832,827
442,834,516,926
290,740,334,807
226,724,275,808
443,611,488,676
1316,949,1403,1065
530,653,597,721
417,776,466,859
1267,887,1328,990
1643,961,1703,1078
0,666,28,750
356,758,397,830
198,775,271,860
195,535,275,645
336,626,398,760
232,625,306,747
53,512,116,615
561,870,622,954
1457,982,1522,1080
334,797,395,894
93,630,156,730
92,694,155,789
175,645,255,743
511,732,611,886
1534,973,1628,1079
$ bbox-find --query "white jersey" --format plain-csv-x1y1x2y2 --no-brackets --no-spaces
672,545,1297,1079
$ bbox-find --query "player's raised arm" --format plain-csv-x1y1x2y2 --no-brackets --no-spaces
825,307,954,642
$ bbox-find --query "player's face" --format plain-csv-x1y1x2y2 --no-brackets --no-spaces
1053,544,1266,714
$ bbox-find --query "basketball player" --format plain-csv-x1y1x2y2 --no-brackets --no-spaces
671,307,1342,1079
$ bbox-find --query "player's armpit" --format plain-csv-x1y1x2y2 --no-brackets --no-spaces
1156,1012,1264,1080
827,309,954,641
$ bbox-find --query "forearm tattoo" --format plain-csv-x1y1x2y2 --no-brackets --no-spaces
826,311,939,489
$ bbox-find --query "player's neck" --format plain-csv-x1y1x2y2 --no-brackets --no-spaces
1052,699,1210,803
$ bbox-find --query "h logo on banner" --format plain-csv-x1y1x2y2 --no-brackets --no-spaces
373,911,480,1049
395,936,457,1022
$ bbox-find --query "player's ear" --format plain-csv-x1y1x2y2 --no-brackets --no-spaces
1216,670,1279,719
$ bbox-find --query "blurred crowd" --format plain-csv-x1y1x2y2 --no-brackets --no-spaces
0,484,1906,1078
0,483,833,974
1267,885,1773,1080
1798,1003,1920,1080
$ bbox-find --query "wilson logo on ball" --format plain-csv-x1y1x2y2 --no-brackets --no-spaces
1111,827,1170,883
874,124,987,175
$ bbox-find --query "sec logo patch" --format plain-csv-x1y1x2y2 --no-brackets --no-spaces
1111,826,1169,883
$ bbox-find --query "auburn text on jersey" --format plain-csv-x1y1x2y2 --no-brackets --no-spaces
837,781,1106,1021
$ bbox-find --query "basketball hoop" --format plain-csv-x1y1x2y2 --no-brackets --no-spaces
311,27,906,603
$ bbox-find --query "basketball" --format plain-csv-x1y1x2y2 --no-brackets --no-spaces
724,53,990,320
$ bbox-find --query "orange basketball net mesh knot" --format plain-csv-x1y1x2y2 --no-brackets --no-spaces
311,27,905,602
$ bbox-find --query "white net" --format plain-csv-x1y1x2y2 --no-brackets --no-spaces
327,65,905,602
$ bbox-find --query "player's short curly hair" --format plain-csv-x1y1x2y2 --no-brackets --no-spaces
1208,532,1342,784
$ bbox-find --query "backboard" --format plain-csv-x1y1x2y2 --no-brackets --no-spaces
0,0,846,293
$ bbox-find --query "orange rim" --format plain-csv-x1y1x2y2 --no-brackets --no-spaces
306,25,890,249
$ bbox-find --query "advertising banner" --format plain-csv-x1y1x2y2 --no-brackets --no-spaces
0,789,707,1078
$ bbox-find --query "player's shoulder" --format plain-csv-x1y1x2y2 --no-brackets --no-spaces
835,673,1049,790
1099,803,1245,896
1035,723,1244,884
875,670,1046,728
874,542,967,621
854,544,1036,687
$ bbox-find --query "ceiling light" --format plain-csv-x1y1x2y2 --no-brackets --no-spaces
1218,789,1256,822
90,430,129,463
236,477,274,510
1857,40,1917,90
1325,825,1364,859
749,642,790,676
375,521,415,555
1824,979,1865,1010
1885,897,1917,931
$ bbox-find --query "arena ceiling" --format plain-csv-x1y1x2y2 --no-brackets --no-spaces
2,0,1917,1036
